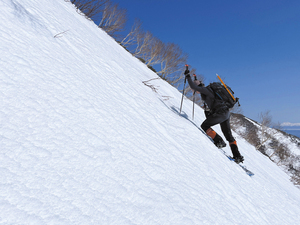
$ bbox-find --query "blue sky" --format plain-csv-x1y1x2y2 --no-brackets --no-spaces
111,0,300,124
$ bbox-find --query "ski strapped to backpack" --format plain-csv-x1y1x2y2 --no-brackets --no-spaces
216,74,236,102
208,74,240,109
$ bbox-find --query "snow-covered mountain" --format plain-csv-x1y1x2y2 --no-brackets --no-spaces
231,113,300,188
1,0,300,224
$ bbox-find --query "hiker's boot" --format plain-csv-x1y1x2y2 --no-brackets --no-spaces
214,134,227,148
206,128,226,148
233,155,244,164
230,141,244,163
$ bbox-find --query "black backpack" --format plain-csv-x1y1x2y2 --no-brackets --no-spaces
208,82,239,109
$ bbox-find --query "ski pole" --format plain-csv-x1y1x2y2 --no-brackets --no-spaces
192,74,197,120
180,64,189,114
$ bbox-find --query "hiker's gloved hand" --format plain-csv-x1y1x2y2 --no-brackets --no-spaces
199,81,205,87
184,69,190,78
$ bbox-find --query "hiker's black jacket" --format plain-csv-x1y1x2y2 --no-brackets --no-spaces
186,76,228,113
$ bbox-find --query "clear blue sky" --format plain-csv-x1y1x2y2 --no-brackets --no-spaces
112,0,300,124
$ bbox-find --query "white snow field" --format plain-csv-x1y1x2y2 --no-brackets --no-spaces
1,0,300,224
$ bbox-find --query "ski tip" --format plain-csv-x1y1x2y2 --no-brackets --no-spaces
246,172,255,177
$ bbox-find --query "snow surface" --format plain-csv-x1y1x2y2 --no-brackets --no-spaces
1,0,300,224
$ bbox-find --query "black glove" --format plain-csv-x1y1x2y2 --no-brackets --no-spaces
184,69,190,78
199,81,205,87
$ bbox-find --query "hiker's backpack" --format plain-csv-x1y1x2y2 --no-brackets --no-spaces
208,82,239,109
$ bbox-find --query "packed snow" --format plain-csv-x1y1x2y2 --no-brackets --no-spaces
1,0,300,224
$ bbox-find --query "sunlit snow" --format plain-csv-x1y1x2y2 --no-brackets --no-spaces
1,0,300,224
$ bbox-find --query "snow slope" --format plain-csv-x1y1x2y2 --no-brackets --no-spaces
1,0,300,224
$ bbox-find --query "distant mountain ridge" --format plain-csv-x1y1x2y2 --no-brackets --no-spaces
282,126,300,130
281,122,300,127
281,127,300,139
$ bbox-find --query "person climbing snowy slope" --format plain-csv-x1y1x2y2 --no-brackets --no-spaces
184,69,244,163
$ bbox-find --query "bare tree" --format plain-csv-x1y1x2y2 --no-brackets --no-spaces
119,19,143,48
133,31,153,58
158,43,187,85
98,1,127,36
291,174,300,187
68,0,109,20
269,143,290,165
256,110,274,149
230,114,261,149
147,39,166,67
119,19,188,87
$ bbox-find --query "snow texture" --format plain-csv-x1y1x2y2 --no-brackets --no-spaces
1,0,300,224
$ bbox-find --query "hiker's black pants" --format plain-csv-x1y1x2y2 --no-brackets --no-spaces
201,110,235,143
